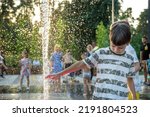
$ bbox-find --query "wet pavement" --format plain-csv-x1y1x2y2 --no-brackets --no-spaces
0,74,150,100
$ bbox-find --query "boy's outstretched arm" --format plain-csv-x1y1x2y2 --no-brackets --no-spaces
45,60,87,80
127,77,137,100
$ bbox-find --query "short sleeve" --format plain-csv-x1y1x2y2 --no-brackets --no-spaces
126,62,135,78
130,49,139,63
83,50,99,68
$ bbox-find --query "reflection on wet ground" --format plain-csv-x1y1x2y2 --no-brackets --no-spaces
0,84,92,100
0,75,150,100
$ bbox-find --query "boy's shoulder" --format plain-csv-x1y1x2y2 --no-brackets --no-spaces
95,47,109,52
124,50,135,61
94,47,111,55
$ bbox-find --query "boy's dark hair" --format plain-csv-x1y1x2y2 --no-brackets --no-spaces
109,21,131,46
142,36,148,40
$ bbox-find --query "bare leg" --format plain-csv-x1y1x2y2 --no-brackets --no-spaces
54,77,61,92
83,78,88,95
54,81,57,92
87,79,92,94
19,76,23,91
143,61,147,83
27,76,30,89
57,77,61,92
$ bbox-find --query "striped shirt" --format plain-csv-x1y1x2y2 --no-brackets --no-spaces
83,47,135,100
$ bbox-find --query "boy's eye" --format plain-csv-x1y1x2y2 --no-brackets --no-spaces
118,47,124,49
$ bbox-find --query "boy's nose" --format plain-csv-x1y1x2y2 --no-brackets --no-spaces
113,47,119,53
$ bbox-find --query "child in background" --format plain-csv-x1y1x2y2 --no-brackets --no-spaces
81,53,92,96
140,36,150,85
63,49,76,77
18,50,32,92
49,44,63,93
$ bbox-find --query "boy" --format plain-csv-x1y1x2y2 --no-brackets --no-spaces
46,21,136,100
19,50,32,92
140,36,150,85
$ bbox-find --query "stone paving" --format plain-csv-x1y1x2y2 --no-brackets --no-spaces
0,74,150,100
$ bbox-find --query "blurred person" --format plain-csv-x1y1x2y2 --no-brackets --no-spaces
49,44,63,93
140,36,150,85
18,50,32,92
63,49,76,77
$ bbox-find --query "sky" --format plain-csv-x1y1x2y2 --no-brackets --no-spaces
121,0,148,19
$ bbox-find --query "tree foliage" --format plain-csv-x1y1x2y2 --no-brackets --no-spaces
136,9,148,36
96,21,109,48
50,0,120,59
0,0,41,68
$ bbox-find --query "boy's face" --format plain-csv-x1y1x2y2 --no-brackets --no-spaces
110,41,128,54
142,38,147,44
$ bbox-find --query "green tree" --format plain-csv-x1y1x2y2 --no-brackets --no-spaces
51,0,120,59
0,0,41,68
131,9,148,58
136,9,148,36
96,21,109,48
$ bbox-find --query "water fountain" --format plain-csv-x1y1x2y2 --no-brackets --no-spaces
40,0,51,99
0,0,150,100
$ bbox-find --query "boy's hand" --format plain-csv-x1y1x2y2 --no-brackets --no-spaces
45,73,60,80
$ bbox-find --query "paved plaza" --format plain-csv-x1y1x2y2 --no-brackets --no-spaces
0,74,150,100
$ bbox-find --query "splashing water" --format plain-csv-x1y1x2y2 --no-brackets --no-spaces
41,0,51,99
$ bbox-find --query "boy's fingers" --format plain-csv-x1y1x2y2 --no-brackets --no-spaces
45,75,53,79
45,75,58,80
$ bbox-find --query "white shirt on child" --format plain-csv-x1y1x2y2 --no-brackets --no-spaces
20,58,31,77
83,47,135,100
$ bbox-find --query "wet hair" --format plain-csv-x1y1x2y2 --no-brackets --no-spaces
109,20,131,46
